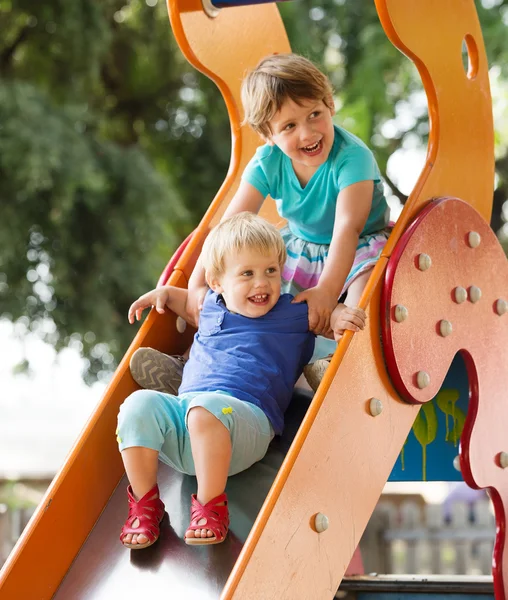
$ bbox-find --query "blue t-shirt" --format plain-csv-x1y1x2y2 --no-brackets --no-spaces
242,125,389,244
179,291,315,435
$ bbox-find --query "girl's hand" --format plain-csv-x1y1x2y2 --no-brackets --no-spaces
292,286,338,335
128,287,171,324
185,285,208,328
330,304,367,341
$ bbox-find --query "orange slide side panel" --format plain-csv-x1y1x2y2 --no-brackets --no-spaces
0,3,290,599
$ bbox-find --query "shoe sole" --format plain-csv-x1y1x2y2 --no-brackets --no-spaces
130,348,184,395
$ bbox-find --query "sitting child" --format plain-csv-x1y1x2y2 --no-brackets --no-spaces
118,213,365,549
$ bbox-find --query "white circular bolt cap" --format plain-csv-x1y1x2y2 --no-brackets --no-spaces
439,320,453,337
394,305,408,323
454,287,467,304
416,371,430,389
369,398,383,417
496,299,507,316
418,253,432,271
453,455,461,472
314,513,329,533
500,452,508,469
467,231,481,248
176,316,187,333
469,286,482,303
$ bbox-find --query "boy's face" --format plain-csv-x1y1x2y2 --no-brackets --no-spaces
267,97,335,183
209,247,282,318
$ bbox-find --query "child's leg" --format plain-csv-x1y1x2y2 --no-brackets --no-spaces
186,407,232,539
117,389,191,547
183,393,273,542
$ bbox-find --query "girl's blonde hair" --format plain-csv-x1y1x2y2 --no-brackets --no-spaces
241,53,334,138
201,212,287,279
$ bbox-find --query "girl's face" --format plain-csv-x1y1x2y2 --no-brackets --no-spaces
267,97,335,184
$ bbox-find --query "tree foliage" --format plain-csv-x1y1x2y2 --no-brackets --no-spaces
1,0,507,382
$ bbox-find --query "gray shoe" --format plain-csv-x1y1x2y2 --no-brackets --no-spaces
130,347,186,395
303,358,331,393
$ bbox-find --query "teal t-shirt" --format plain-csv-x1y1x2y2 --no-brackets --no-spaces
242,125,389,244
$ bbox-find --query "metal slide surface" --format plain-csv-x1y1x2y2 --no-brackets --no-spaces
52,390,313,599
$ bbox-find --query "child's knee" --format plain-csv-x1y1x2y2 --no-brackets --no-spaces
118,389,160,428
187,406,225,434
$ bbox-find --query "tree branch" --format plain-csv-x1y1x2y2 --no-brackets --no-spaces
0,25,31,71
383,171,408,204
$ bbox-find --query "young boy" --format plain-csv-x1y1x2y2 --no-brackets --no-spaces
118,213,365,549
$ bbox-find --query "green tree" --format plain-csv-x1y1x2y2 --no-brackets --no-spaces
0,0,230,382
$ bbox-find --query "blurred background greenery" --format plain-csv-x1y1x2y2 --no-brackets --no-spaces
1,0,508,383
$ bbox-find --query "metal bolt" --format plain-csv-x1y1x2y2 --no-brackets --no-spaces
469,286,482,303
453,455,461,472
439,320,453,337
496,299,507,316
418,253,432,271
176,316,187,333
416,371,430,389
394,305,408,323
454,287,467,304
500,452,508,469
369,398,383,417
467,231,481,248
314,513,329,533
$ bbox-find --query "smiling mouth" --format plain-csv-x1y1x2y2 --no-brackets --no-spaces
248,294,269,305
301,139,322,155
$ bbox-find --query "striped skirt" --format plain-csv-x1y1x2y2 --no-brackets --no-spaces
280,225,392,362
280,225,391,299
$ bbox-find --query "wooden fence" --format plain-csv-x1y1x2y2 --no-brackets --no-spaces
360,498,495,576
0,504,35,567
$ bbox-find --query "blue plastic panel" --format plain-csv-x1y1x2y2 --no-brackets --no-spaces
357,594,493,600
388,353,469,482
211,0,288,7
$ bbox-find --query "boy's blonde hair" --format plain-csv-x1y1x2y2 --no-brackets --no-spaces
241,53,334,138
201,212,287,279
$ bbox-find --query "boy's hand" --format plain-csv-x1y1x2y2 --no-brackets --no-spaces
128,287,171,324
330,304,367,341
185,284,208,328
292,286,338,335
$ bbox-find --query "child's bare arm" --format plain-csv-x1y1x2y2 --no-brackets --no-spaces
297,181,373,335
128,286,189,324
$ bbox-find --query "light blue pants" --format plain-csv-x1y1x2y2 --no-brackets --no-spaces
117,390,274,476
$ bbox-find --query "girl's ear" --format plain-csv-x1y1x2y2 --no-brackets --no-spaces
326,95,336,116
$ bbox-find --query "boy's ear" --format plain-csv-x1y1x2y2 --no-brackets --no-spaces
206,271,223,294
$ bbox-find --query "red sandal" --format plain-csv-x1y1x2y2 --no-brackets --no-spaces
120,484,165,550
184,493,229,545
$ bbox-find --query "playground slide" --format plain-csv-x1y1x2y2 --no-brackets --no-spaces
1,1,506,599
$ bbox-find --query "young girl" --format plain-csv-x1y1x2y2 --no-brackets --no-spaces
131,52,388,392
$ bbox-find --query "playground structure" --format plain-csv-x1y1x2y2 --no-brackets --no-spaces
0,0,507,599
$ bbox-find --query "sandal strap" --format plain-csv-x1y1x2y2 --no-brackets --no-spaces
120,484,165,544
187,493,229,541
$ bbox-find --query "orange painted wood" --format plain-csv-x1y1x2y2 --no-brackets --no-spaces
167,0,290,282
382,197,508,598
222,1,496,597
0,3,290,599
374,0,494,258
0,0,499,598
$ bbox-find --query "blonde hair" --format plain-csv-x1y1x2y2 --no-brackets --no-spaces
201,212,287,279
241,53,334,138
